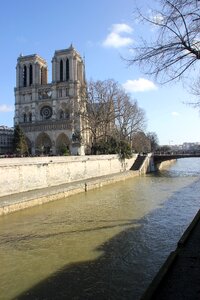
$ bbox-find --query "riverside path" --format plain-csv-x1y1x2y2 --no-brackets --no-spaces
141,209,200,300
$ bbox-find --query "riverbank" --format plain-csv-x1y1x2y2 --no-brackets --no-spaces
141,208,200,300
156,159,177,170
0,155,137,197
0,154,175,216
0,170,138,216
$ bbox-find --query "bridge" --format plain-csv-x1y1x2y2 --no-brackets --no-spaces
153,153,200,164
131,153,200,173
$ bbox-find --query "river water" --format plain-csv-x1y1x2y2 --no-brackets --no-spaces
0,158,200,300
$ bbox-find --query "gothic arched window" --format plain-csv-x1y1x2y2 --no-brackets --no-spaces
29,64,33,86
66,59,69,81
60,60,63,82
23,113,27,123
60,110,64,119
29,112,32,122
23,65,27,87
41,67,47,85
65,110,70,119
41,67,44,85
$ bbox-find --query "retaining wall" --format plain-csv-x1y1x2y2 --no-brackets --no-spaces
139,154,154,174
0,154,137,197
156,159,177,170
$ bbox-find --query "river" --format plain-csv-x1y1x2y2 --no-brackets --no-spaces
0,158,200,300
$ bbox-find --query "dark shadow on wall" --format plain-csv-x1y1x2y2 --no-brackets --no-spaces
14,179,199,300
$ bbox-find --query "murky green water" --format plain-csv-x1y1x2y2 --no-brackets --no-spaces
0,158,200,299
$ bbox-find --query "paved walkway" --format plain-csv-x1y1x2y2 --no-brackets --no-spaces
141,209,200,300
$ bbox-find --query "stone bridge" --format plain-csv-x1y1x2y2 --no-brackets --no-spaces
132,153,200,173
153,153,200,165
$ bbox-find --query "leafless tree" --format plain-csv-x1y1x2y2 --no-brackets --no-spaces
79,79,119,151
132,131,151,153
187,76,200,108
128,0,200,83
147,131,159,152
79,79,146,153
115,92,146,142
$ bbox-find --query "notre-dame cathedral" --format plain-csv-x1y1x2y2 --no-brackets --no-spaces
14,44,89,155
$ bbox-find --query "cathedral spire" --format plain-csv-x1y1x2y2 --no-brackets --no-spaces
69,43,74,50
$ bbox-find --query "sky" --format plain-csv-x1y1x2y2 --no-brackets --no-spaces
0,0,200,145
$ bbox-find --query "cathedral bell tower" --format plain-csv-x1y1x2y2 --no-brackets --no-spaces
14,54,48,125
14,45,87,156
51,44,85,84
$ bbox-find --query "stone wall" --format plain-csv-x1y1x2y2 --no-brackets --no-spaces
157,159,177,170
139,154,154,174
0,155,137,197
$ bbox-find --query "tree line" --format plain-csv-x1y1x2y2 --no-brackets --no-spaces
79,79,158,158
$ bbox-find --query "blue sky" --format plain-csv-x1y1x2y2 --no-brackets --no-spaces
0,0,199,145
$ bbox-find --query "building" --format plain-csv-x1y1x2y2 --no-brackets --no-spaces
182,142,200,152
14,45,89,155
0,126,14,155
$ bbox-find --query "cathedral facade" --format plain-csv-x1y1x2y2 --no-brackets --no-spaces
14,45,89,155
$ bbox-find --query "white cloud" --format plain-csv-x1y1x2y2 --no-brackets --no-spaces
112,24,133,34
171,111,180,117
0,104,14,112
151,13,164,25
102,23,133,48
122,78,158,92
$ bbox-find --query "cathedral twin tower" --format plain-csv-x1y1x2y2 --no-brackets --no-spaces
14,45,88,155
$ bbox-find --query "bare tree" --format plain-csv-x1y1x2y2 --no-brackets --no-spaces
128,0,200,83
115,93,146,142
79,79,146,155
186,75,200,107
132,131,151,153
79,79,119,152
147,131,159,152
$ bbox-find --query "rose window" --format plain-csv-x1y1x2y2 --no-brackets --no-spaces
40,106,52,119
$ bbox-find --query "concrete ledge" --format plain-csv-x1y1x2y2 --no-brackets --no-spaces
140,209,200,300
0,170,138,216
140,250,178,300
178,209,200,247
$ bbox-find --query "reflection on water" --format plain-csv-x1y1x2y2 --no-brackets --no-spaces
0,158,200,299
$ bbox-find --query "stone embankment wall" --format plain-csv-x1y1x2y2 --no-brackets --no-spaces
156,159,177,170
138,155,177,173
139,154,154,174
0,155,137,197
